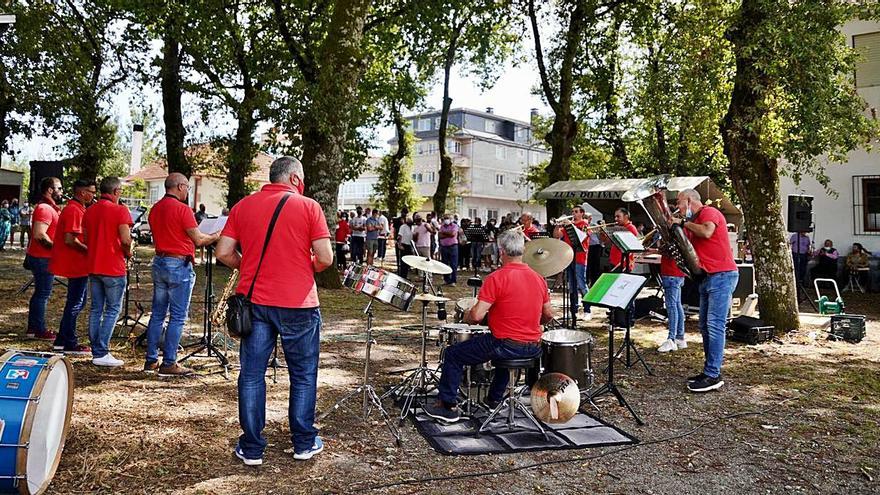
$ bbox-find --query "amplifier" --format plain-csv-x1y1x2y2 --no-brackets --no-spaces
728,315,775,345
829,314,866,343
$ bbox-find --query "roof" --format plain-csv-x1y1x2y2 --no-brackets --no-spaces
538,176,742,219
404,107,533,128
126,145,275,183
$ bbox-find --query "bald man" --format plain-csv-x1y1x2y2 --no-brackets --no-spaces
143,173,220,377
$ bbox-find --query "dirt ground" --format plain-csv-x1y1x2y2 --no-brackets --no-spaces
0,247,877,494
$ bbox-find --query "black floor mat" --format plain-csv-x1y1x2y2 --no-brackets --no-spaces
404,395,638,455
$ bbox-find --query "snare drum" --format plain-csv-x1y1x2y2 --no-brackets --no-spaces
0,351,73,495
541,329,594,390
359,266,416,311
453,298,477,323
440,323,490,347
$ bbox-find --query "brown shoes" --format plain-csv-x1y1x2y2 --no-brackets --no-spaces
157,362,194,377
143,361,159,373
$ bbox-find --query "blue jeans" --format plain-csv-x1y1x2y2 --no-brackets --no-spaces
238,305,321,458
145,257,196,365
470,242,484,269
56,276,88,349
88,275,126,358
440,245,458,284
26,255,54,332
437,334,541,406
350,236,365,263
377,237,387,259
566,261,589,320
698,270,738,378
792,252,808,283
661,275,685,340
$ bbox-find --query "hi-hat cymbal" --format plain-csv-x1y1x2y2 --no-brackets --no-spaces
401,255,453,275
523,238,573,277
413,293,450,303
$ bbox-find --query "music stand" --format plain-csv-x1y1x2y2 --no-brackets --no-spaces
584,272,647,425
117,206,149,334
464,226,488,274
608,231,653,375
179,245,231,378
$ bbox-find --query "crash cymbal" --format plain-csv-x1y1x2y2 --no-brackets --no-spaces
523,238,573,277
401,255,453,275
413,293,451,303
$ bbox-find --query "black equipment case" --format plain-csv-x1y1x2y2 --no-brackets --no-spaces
828,314,866,343
728,316,775,345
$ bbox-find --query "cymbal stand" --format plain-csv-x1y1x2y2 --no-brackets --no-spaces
380,297,440,421
319,298,401,446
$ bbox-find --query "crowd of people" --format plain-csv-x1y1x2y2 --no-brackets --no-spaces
0,197,34,250
788,233,875,290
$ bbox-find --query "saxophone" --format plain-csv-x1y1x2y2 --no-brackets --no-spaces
211,269,240,326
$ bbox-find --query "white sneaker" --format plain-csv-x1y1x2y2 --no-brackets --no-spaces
92,354,124,367
675,339,687,349
582,312,593,321
657,339,678,353
235,447,263,466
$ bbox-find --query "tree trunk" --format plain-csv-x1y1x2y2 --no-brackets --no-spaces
302,0,372,289
226,102,256,208
384,109,409,218
432,30,460,216
544,113,577,220
161,30,190,178
721,0,799,331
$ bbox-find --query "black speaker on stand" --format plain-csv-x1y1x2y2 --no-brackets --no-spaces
29,161,66,203
787,195,817,311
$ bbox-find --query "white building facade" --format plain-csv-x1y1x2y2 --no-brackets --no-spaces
780,20,880,255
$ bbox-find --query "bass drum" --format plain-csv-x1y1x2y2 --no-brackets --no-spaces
541,329,594,391
0,351,74,495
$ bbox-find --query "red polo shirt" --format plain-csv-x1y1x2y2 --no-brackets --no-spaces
27,199,61,259
561,219,589,264
689,206,737,274
149,195,198,258
49,200,88,278
83,196,133,277
609,221,639,270
523,224,540,239
478,262,549,343
222,183,330,309
660,254,685,278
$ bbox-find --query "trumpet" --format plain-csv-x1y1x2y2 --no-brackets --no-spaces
211,269,240,327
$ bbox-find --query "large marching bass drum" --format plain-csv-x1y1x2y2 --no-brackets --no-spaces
0,351,73,495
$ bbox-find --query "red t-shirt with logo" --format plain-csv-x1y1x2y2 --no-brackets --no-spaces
689,206,737,273
27,200,61,259
660,254,685,278
561,219,589,264
335,219,351,243
523,224,540,239
149,195,198,258
609,221,639,270
478,262,549,343
83,196,133,277
222,184,331,309
49,200,88,278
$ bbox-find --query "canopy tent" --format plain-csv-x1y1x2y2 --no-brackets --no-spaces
538,176,742,229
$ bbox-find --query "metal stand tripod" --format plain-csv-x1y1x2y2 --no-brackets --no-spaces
179,246,230,377
590,309,644,425
318,299,401,446
794,231,819,311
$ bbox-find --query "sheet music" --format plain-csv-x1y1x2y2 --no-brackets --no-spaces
584,273,647,309
198,216,228,234
612,231,645,252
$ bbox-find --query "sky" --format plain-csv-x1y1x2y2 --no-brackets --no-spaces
4,60,550,166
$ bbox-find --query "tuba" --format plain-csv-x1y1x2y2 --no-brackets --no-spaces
622,175,703,278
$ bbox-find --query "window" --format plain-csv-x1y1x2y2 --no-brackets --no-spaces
484,120,496,133
495,145,506,160
495,173,504,187
416,143,424,155
453,141,462,153
418,118,430,131
412,173,423,183
855,32,880,88
434,117,441,128
518,148,525,158
149,185,161,204
468,208,478,220
426,171,435,183
428,142,438,154
487,209,499,221
854,175,880,234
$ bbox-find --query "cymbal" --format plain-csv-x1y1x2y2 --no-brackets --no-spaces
523,238,573,277
401,255,453,275
413,293,450,303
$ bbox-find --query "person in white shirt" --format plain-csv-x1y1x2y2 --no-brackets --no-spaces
349,206,367,263
397,217,414,279
413,214,434,259
377,210,390,263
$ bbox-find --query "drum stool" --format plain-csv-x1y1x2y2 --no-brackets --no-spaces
477,357,548,440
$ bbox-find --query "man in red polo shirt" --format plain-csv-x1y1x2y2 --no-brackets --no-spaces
520,212,540,239
216,156,333,466
423,230,554,423
25,176,63,340
554,206,591,324
143,173,220,376
49,179,97,355
609,207,639,272
83,177,133,367
671,189,738,393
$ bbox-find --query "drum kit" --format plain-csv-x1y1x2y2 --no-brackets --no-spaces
0,351,73,495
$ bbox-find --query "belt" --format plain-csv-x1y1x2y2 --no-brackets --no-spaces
156,252,190,262
499,338,541,348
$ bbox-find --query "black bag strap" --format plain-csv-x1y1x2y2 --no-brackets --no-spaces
246,193,292,299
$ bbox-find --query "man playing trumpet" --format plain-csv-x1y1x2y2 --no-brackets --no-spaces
553,206,591,324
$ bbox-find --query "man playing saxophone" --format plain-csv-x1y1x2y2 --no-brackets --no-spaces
143,173,220,376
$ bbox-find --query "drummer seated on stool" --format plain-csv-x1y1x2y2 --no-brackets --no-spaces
423,230,554,423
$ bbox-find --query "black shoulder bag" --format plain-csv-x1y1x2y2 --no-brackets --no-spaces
226,193,292,338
